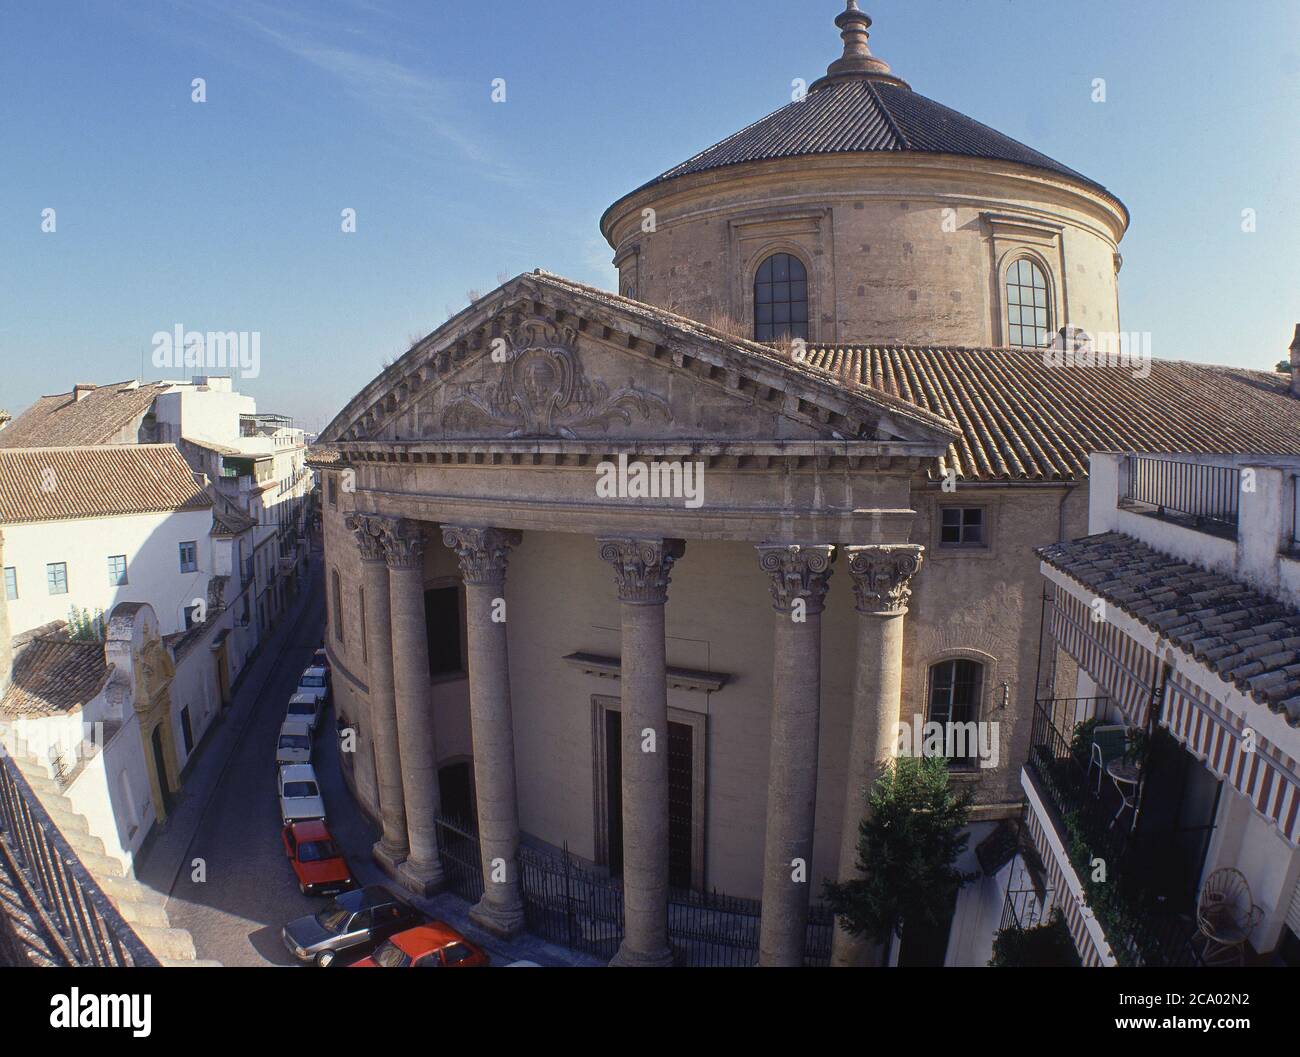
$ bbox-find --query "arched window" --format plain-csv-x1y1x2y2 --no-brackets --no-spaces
927,659,984,769
754,253,809,341
1005,258,1051,348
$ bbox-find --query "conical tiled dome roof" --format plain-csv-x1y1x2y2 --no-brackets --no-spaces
624,4,1115,201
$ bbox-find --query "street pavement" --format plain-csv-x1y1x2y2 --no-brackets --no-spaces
139,548,599,968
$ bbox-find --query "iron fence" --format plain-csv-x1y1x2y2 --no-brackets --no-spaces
433,815,833,966
0,751,158,966
1123,455,1240,537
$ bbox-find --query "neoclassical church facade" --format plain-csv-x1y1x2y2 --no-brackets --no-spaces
313,4,1300,966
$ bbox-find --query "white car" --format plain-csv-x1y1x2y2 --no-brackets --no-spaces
286,692,322,734
296,666,330,708
278,764,326,827
276,717,313,767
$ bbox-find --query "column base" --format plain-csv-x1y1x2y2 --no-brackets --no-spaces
609,941,674,968
396,857,445,897
469,897,525,939
372,839,408,878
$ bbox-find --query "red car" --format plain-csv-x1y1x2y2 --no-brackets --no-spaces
349,923,489,968
282,821,354,897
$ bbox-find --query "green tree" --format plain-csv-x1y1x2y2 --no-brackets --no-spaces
823,754,976,964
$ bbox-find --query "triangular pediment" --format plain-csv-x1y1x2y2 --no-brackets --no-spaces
321,272,957,451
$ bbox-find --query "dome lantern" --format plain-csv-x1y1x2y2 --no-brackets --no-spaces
811,2,910,92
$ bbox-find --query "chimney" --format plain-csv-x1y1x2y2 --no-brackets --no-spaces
1291,325,1300,399
72,383,97,402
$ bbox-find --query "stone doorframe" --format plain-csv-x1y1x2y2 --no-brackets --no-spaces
590,693,707,893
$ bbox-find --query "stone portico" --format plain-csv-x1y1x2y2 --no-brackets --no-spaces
318,273,944,964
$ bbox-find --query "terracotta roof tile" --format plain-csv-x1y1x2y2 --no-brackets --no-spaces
642,79,1110,195
802,345,1300,482
1039,532,1300,725
0,382,168,449
0,445,211,525
0,637,109,717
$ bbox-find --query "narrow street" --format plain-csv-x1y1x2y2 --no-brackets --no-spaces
142,550,595,967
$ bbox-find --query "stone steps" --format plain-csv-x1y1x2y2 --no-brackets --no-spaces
7,752,218,967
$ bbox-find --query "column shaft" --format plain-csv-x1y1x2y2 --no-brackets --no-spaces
831,545,923,967
386,522,444,895
756,543,834,967
361,556,409,866
599,537,684,968
346,513,409,870
443,526,525,938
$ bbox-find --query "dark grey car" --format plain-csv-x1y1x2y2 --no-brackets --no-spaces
282,885,423,967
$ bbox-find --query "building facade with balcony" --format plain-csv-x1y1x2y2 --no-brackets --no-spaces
1016,452,1300,966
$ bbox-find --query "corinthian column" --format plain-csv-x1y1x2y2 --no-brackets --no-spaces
831,544,924,968
346,514,408,872
755,543,835,967
442,525,525,937
597,536,685,968
384,519,444,895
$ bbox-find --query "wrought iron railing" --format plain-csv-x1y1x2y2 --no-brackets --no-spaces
432,815,832,967
0,751,159,966
1122,455,1240,538
1026,701,1203,967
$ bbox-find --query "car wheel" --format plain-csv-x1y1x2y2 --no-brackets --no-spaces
315,951,335,968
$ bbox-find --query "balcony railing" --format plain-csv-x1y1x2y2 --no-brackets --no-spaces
0,751,158,966
1027,699,1204,967
1122,455,1240,539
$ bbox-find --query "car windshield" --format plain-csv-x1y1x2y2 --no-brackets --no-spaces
297,839,342,863
283,781,319,799
315,905,350,932
278,735,310,750
370,941,412,968
288,702,313,714
301,675,326,688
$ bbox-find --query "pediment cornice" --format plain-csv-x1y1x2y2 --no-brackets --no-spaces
320,272,956,456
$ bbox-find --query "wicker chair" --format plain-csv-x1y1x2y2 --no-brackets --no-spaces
1086,724,1129,795
1196,867,1262,966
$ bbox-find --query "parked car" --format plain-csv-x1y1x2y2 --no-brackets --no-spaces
277,717,313,767
282,885,423,966
282,820,354,897
349,922,488,968
286,692,322,734
296,665,331,707
278,763,326,827
312,647,331,676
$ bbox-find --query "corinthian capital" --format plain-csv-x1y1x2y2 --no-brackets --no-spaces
381,518,427,570
441,526,522,586
597,537,685,605
845,545,924,615
756,544,836,615
346,513,394,563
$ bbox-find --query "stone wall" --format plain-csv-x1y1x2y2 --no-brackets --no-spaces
604,155,1126,349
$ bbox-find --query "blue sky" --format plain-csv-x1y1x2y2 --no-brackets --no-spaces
2,0,1297,433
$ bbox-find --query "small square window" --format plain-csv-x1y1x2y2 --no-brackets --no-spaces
939,507,985,547
107,555,128,586
179,541,198,573
4,567,17,601
46,562,68,595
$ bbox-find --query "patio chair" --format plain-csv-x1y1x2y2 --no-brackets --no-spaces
1195,867,1263,966
1086,724,1129,796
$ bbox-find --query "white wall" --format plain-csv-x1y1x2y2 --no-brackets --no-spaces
1,509,214,636
154,386,255,447
65,714,155,870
